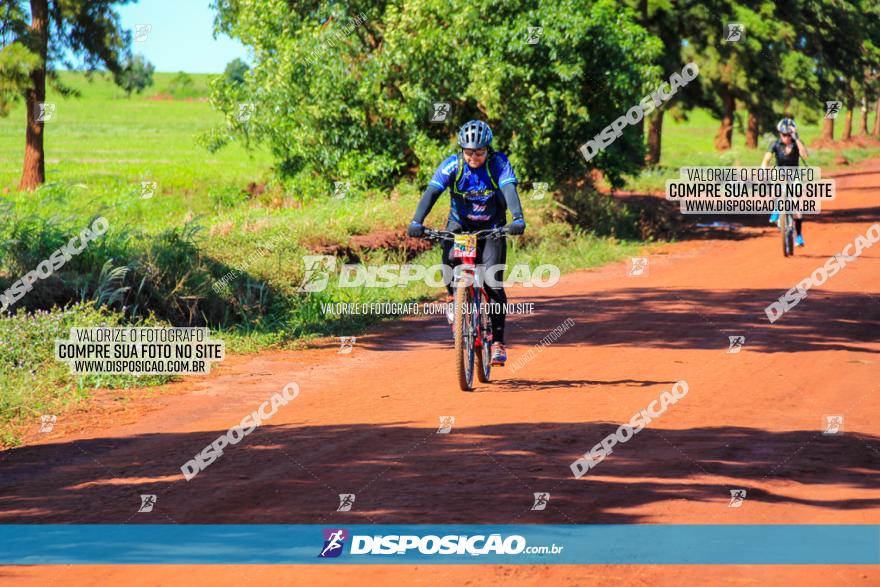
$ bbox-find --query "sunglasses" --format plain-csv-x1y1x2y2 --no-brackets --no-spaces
463,148,487,157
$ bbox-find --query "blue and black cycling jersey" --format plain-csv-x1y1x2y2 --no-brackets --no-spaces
414,151,521,230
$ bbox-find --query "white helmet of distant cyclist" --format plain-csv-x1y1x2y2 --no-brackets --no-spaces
777,117,797,135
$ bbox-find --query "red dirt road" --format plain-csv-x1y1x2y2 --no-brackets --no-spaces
2,164,879,585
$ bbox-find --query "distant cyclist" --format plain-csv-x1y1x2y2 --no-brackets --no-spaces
407,120,526,366
762,117,810,247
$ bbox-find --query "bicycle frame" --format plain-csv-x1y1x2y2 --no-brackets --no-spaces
778,177,797,257
422,227,508,390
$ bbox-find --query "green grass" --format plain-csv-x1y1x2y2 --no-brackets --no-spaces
0,71,272,228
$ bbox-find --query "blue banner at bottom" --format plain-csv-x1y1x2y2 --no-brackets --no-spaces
0,525,877,564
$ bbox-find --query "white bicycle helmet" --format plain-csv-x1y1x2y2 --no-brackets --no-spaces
776,118,797,135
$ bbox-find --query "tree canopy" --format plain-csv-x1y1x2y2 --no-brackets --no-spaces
207,0,663,194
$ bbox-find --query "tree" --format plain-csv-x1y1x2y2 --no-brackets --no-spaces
223,57,249,85
627,0,693,165
207,0,662,194
0,0,131,191
874,98,880,137
116,54,154,97
842,93,855,140
678,1,798,151
780,0,872,143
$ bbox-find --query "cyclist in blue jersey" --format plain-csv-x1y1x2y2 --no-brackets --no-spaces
407,120,526,366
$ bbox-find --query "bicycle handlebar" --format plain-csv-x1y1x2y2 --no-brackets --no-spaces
421,227,509,241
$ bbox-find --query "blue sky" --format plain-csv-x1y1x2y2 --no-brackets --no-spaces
117,0,248,73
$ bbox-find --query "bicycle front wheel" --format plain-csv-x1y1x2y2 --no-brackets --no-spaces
454,280,476,391
782,214,794,257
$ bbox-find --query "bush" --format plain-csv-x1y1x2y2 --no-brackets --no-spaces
166,71,199,99
0,198,280,327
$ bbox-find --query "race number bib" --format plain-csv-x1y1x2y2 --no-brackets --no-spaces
452,234,477,258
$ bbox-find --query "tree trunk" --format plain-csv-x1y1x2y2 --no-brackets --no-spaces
634,0,647,152
822,117,834,141
874,98,880,137
745,108,759,148
714,89,735,150
842,97,854,141
18,0,49,192
858,97,868,135
645,110,663,165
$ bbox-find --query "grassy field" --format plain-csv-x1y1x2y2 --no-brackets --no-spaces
0,72,272,228
1,72,878,446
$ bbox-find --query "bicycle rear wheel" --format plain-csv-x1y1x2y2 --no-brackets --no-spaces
453,281,475,391
475,289,492,383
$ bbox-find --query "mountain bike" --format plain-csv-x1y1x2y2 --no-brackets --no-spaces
775,157,809,258
422,227,509,391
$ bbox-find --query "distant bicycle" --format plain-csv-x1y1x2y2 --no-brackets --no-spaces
778,187,796,257
764,117,809,256
421,227,509,391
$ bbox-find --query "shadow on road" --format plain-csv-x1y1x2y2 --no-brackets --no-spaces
337,288,879,354
0,421,877,524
